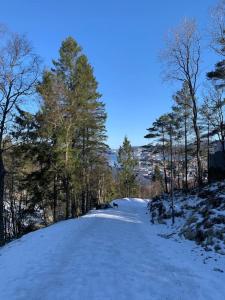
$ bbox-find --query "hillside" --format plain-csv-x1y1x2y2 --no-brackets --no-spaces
0,198,225,299
149,181,225,255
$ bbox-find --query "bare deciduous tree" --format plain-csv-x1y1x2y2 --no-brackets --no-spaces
160,19,202,186
209,0,225,55
0,28,40,245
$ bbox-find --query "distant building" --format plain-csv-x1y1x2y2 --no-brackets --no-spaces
209,141,225,182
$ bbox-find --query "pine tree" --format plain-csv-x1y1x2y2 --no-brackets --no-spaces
37,37,108,218
118,137,138,198
207,0,225,88
172,81,192,191
145,115,170,193
152,165,164,189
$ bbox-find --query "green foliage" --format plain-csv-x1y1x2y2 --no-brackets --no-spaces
3,36,113,235
118,137,138,197
152,165,163,184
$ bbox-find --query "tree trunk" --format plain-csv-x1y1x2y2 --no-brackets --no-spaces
169,125,175,225
81,128,87,214
162,129,168,193
0,153,5,246
71,191,76,218
53,175,57,223
190,89,202,186
184,114,188,192
81,190,86,215
64,177,70,219
221,133,225,153
207,121,210,183
10,169,16,238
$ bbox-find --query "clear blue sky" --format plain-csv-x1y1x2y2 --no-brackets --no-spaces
0,0,218,148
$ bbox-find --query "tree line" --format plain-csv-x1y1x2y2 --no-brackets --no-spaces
2,1,225,245
144,1,225,198
0,28,116,245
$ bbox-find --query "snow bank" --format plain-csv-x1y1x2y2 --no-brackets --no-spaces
148,181,225,255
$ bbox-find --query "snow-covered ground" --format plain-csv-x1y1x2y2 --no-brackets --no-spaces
0,198,225,300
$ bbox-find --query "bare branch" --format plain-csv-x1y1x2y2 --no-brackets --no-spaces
0,28,41,148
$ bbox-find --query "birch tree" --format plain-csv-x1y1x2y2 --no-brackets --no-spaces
160,19,202,186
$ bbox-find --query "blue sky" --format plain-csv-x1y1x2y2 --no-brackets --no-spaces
0,0,218,148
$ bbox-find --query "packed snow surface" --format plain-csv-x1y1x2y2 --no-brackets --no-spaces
0,198,225,300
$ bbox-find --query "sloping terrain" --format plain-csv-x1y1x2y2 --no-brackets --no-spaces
149,181,225,254
0,198,225,300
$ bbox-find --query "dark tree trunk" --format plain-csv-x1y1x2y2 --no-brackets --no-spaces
162,129,168,194
53,175,57,223
184,114,188,192
71,192,76,218
64,177,70,219
81,190,86,215
221,134,225,153
169,125,175,225
10,168,16,238
207,121,210,184
0,153,5,246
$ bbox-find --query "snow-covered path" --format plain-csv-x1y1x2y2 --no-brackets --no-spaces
0,198,225,300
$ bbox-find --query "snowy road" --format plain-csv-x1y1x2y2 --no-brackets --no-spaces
0,198,225,300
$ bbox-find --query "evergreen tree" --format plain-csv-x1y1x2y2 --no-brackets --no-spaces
207,0,225,88
37,37,108,218
118,137,138,198
172,81,192,191
145,115,170,193
152,165,164,190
